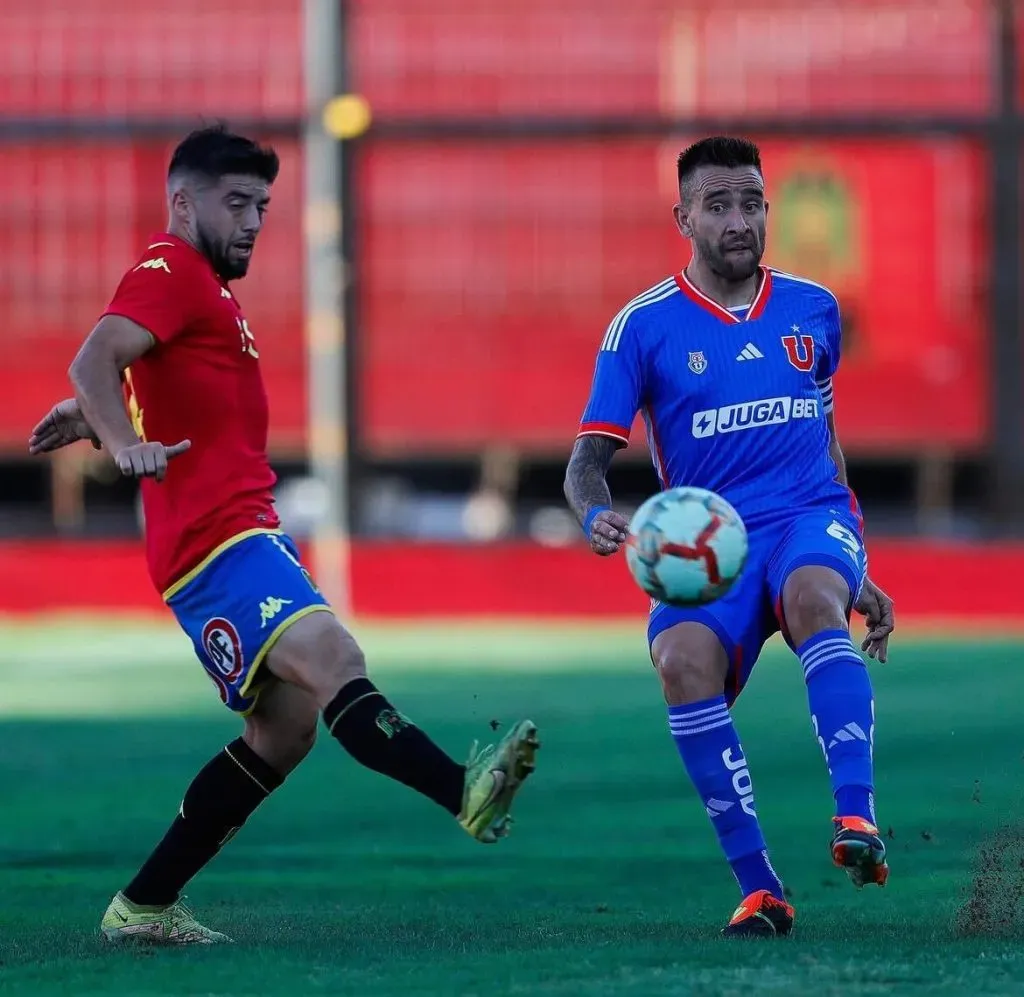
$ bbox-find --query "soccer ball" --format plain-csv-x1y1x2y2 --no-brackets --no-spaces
625,487,748,606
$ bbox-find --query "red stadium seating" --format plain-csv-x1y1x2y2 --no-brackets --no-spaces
350,0,990,118
0,0,302,118
0,0,996,454
358,138,989,453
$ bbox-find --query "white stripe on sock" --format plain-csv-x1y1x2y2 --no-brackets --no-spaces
800,637,852,667
670,702,730,721
668,716,733,736
669,709,730,730
801,637,860,675
804,654,862,682
803,647,862,673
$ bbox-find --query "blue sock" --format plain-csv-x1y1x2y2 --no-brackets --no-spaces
799,629,876,824
668,696,784,900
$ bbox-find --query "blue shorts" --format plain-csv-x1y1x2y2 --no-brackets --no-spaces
165,530,332,714
647,502,867,707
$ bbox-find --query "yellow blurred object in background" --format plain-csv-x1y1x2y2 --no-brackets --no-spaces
323,94,372,139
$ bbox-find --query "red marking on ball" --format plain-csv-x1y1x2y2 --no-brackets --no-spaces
660,514,723,585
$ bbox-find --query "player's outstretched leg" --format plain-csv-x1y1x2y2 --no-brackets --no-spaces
652,621,793,938
266,611,539,843
782,565,888,889
100,682,318,945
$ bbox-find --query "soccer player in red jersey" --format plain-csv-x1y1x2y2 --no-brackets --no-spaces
29,126,540,945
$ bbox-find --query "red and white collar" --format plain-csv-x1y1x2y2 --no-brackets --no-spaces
674,265,772,324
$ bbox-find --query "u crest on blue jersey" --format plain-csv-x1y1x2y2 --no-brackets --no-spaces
782,333,815,372
688,351,708,375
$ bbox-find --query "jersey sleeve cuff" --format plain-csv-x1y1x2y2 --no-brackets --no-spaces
816,377,834,414
576,421,631,447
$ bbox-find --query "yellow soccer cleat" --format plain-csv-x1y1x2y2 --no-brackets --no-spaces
458,719,540,843
100,891,232,945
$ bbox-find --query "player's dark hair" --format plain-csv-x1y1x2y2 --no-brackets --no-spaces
677,136,762,201
168,124,279,185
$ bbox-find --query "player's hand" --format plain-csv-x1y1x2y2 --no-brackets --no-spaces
855,577,894,663
28,398,101,454
114,439,191,482
589,509,630,556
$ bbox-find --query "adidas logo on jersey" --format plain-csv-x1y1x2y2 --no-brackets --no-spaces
735,342,764,361
692,395,820,438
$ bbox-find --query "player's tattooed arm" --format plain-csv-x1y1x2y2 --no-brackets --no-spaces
564,435,631,556
564,435,616,518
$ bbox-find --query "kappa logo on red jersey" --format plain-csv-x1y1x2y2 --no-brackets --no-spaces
202,617,244,681
133,257,171,274
781,328,815,372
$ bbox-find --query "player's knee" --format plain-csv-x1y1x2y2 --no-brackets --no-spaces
266,611,367,707
335,634,367,685
784,580,847,644
314,619,367,684
308,627,367,705
653,635,728,705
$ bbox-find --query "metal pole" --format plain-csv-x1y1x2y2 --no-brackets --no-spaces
303,0,349,612
990,0,1024,534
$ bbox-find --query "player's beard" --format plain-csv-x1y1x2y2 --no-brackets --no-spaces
703,233,764,283
196,225,248,281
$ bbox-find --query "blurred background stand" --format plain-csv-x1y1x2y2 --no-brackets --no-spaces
2,0,1024,613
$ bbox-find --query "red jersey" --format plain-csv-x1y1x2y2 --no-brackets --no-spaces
103,234,280,594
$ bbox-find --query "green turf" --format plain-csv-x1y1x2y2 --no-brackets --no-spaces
1,620,1023,995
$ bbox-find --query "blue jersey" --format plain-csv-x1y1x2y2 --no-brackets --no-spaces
578,266,857,530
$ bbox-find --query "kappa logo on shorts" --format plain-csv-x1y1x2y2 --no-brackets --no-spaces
201,617,244,681
258,596,294,629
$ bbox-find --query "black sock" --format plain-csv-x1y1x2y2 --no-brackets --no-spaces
123,738,283,906
324,678,466,815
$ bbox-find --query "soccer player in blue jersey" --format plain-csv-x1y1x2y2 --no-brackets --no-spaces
564,137,895,937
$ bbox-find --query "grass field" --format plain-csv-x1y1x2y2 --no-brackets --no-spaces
2,619,1023,996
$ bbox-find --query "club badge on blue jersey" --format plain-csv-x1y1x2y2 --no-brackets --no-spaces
782,329,816,371
688,351,708,374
